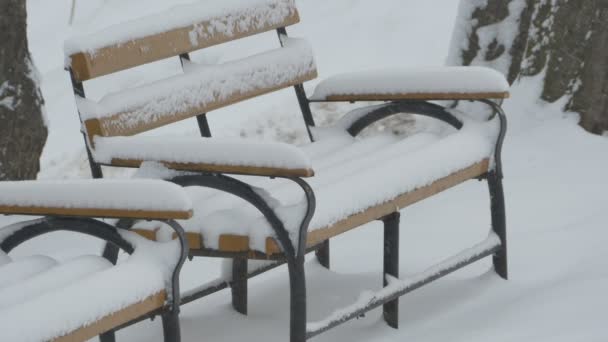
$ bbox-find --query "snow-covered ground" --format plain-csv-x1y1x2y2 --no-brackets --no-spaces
3,0,608,341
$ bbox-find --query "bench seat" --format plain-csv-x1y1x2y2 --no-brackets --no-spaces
309,67,510,101
137,116,495,256
0,239,169,342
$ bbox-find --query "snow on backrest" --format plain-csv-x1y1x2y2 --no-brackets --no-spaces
80,36,317,141
65,0,300,81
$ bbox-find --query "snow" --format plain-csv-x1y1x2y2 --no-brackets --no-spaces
77,37,315,132
0,255,112,309
0,251,9,266
0,231,182,342
0,81,17,111
13,0,608,341
64,0,297,56
0,179,192,213
93,135,312,170
310,67,510,100
447,0,528,75
307,233,502,333
0,255,58,289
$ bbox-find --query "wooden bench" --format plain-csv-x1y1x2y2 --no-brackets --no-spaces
64,0,509,340
0,180,192,342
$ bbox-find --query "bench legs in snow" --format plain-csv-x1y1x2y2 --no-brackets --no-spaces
382,212,400,329
162,311,182,342
231,257,248,315
488,170,508,279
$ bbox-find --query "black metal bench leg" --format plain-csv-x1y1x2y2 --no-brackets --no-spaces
162,311,181,342
99,331,116,342
382,212,400,329
315,240,330,269
231,257,248,315
287,255,307,342
100,242,119,342
488,171,508,280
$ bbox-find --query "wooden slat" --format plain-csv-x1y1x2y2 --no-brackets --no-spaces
153,159,489,255
0,206,192,220
84,70,317,140
317,92,510,102
285,159,490,254
107,158,315,178
69,10,300,81
137,229,203,250
53,291,166,342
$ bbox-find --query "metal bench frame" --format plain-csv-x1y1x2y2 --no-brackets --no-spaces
68,25,507,342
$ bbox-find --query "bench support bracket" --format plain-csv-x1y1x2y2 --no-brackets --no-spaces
315,240,330,269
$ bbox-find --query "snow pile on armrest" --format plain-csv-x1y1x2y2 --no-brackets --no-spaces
0,179,192,212
310,66,509,100
94,135,312,170
64,0,297,56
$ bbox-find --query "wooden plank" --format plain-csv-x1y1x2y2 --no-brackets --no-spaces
0,206,192,220
266,159,490,254
318,92,510,102
53,291,166,342
84,70,317,140
163,159,489,255
69,10,300,81
107,158,315,178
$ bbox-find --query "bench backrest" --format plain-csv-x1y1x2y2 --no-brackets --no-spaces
66,0,316,151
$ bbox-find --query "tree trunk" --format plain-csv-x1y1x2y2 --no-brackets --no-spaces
450,0,608,135
0,0,48,180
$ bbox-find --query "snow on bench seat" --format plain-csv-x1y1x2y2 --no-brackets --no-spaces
0,179,193,220
79,37,317,139
310,66,510,102
138,116,496,254
0,255,112,309
65,0,300,81
0,233,175,342
0,250,10,266
0,255,58,289
94,135,314,178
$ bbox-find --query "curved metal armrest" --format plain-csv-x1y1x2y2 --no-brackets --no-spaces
477,99,508,179
169,173,315,260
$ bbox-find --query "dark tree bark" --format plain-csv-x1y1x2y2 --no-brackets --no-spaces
0,0,48,180
451,0,608,135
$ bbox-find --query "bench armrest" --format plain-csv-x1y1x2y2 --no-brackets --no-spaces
93,136,315,178
309,66,510,102
0,179,193,219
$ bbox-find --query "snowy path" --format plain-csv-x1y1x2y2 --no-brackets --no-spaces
3,0,607,341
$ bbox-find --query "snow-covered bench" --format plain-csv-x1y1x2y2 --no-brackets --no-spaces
64,0,509,340
0,180,192,342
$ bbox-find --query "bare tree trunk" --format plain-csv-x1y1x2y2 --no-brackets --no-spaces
450,0,608,135
0,0,48,180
